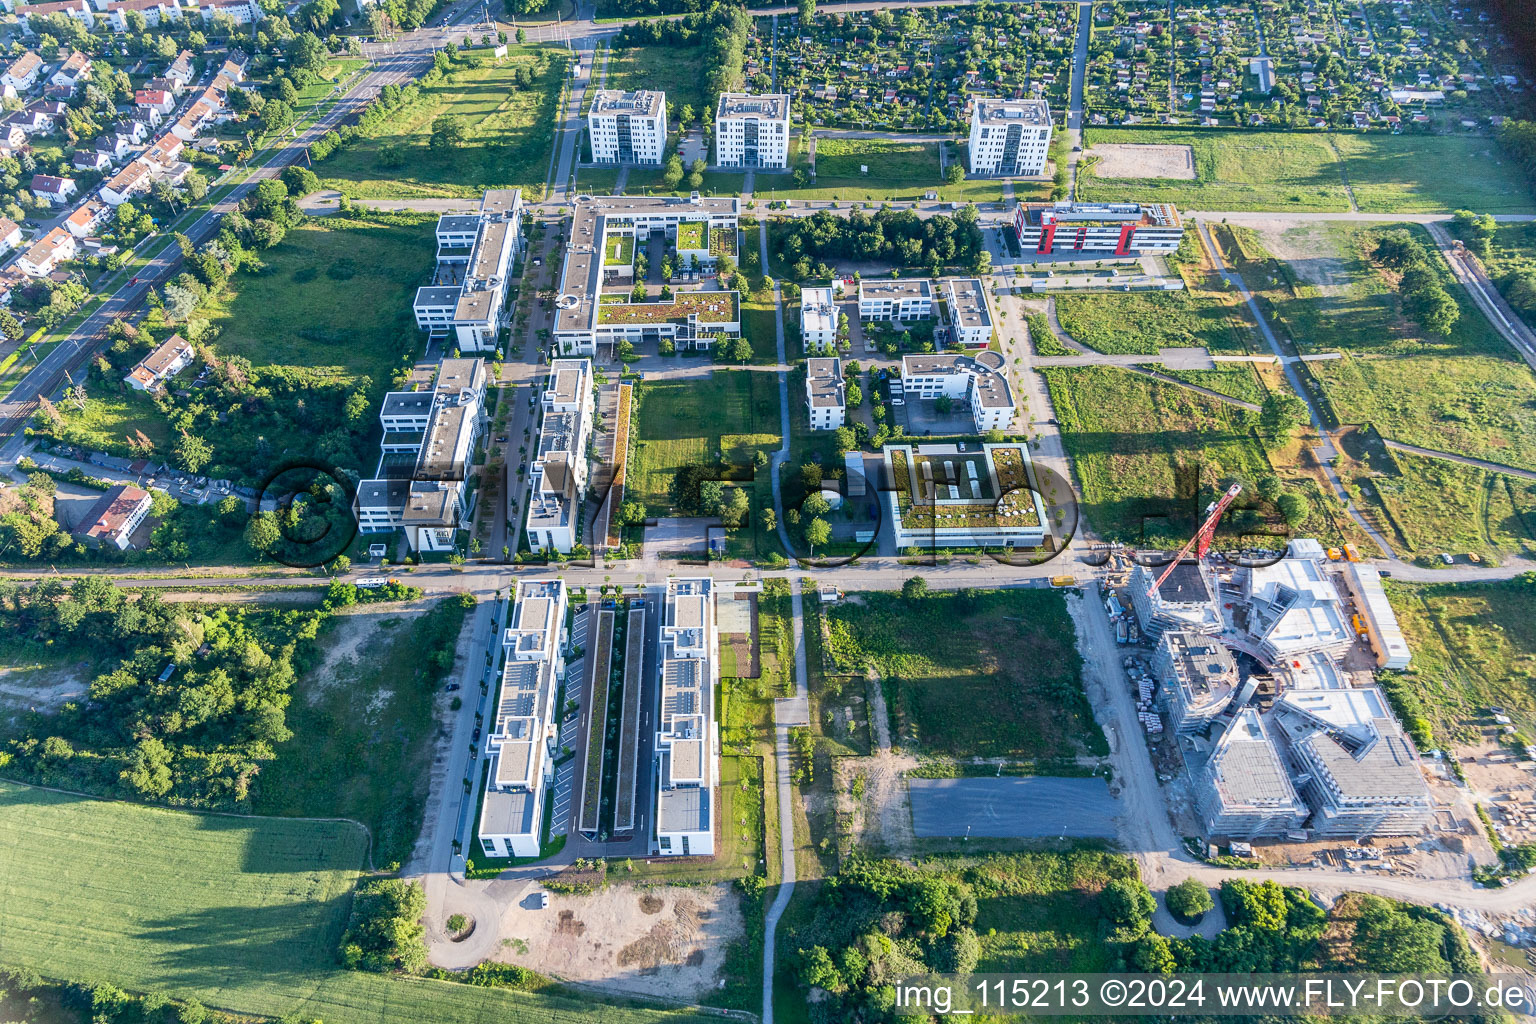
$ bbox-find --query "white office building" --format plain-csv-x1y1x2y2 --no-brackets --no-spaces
412,189,522,352
968,97,1052,176
479,579,566,859
588,90,667,165
714,92,789,169
656,578,718,857
859,278,932,321
526,359,595,554
943,278,993,348
804,357,845,431
898,351,1015,433
1237,539,1353,664
800,286,838,351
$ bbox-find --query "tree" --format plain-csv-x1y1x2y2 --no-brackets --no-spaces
797,0,814,28
662,153,684,190
945,161,964,185
261,99,294,133
121,737,173,797
1258,392,1307,447
802,491,831,518
430,114,468,151
759,507,776,533
175,432,213,473
243,511,281,554
1099,878,1155,930
1220,878,1288,932
901,575,928,600
1277,490,1310,528
833,425,856,452
287,31,328,73
721,486,749,528
516,27,526,43
804,517,830,554
1131,932,1177,974
327,553,351,575
1371,229,1426,270
618,500,646,524
699,479,725,515
1165,879,1214,922
1256,474,1284,503
844,381,862,407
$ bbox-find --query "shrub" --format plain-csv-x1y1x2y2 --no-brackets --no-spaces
1165,878,1214,922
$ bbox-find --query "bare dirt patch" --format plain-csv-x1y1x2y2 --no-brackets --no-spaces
0,660,89,714
833,750,918,859
1246,220,1350,296
307,604,428,705
493,882,742,1001
1087,143,1196,180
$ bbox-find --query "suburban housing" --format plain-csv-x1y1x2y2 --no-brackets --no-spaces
123,333,193,391
896,351,1016,433
882,441,1047,550
587,90,667,165
967,97,1053,176
554,193,742,356
354,358,487,552
71,483,153,550
525,358,595,554
713,92,790,169
656,577,718,857
1012,201,1185,258
804,356,845,431
479,579,566,859
412,189,523,352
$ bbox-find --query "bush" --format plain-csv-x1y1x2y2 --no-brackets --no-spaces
339,878,429,974
1165,878,1214,922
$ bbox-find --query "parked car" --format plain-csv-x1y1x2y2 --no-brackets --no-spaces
444,683,461,692
472,727,482,742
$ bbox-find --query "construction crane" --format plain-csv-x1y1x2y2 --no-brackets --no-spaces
1145,483,1243,599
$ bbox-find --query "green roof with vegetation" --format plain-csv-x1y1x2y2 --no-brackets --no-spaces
597,290,740,326
603,233,634,266
890,445,1041,530
676,221,706,251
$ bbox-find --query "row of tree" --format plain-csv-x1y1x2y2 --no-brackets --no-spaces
1371,228,1461,336
777,207,988,277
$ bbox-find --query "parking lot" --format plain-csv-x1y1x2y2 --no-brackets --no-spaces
908,776,1119,839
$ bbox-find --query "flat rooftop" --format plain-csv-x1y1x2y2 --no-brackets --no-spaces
974,96,1051,126
902,351,1014,409
945,278,991,330
591,89,664,117
806,357,843,408
860,278,933,301
1154,561,1212,605
1022,201,1183,230
888,442,1043,531
716,92,789,120
801,286,837,335
1209,709,1305,809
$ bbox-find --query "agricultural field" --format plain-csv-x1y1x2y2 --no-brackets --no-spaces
1044,365,1353,546
759,4,1076,133
629,371,780,515
818,588,1106,759
200,214,433,386
1225,220,1536,469
1386,577,1536,746
316,48,567,200
1346,448,1536,566
0,782,720,1024
254,597,473,871
1078,128,1534,213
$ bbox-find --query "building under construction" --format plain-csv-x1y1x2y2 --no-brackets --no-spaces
1129,560,1222,639
1198,708,1310,839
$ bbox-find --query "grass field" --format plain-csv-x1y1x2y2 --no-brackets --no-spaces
1231,221,1536,470
201,214,433,386
318,49,566,200
1386,579,1536,745
605,44,704,115
34,390,173,455
629,371,780,515
1483,221,1536,330
0,781,736,1024
775,137,1015,203
1079,128,1534,213
813,137,942,183
293,59,368,117
1054,289,1257,356
254,599,472,871
820,589,1106,759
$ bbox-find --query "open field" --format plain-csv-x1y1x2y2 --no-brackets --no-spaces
1346,448,1536,567
317,49,567,200
629,371,780,515
254,598,471,871
1087,142,1195,179
821,589,1105,759
605,44,705,115
1079,129,1535,213
0,781,731,1024
1053,289,1257,356
1228,221,1536,470
1483,221,1536,331
202,214,433,385
31,391,173,456
1386,579,1536,746
1044,365,1355,546
813,138,941,183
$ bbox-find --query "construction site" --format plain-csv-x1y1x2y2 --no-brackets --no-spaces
1096,487,1501,878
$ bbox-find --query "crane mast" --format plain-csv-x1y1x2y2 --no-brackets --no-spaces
1145,483,1243,599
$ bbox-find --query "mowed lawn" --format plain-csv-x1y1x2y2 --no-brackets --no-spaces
785,137,1009,203
813,137,942,183
318,50,567,200
1385,579,1536,745
630,371,780,514
1079,128,1535,213
200,215,433,386
1241,222,1536,469
821,589,1105,759
0,782,732,1024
